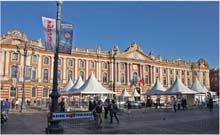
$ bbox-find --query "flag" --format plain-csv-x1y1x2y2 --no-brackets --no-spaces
25,66,32,80
59,22,73,54
139,77,145,86
42,16,56,52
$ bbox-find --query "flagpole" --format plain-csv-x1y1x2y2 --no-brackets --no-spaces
46,1,64,133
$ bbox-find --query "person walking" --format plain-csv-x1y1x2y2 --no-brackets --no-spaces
15,99,19,110
88,100,93,111
171,97,176,112
4,99,10,119
177,97,181,110
127,100,132,114
103,98,109,119
96,100,103,128
59,98,65,112
110,100,119,124
208,95,213,112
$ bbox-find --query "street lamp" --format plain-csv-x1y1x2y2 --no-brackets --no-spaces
46,1,64,133
16,42,35,112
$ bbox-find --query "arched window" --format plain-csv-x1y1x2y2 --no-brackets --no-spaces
80,60,84,68
80,71,84,80
32,87,36,97
103,62,107,69
32,55,37,63
68,59,73,67
120,73,125,84
32,67,36,80
12,52,18,60
132,72,138,85
68,70,72,80
42,87,48,97
145,65,149,72
10,86,16,97
103,72,107,83
90,61,95,69
44,57,49,64
11,65,18,78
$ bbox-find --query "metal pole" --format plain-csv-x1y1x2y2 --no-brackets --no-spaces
46,1,63,133
20,44,27,112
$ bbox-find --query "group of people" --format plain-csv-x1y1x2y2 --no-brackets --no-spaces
171,96,187,112
1,98,11,124
88,98,119,128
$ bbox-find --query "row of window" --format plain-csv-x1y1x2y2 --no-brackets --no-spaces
10,87,48,98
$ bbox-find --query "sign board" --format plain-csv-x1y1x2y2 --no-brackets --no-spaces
52,111,94,121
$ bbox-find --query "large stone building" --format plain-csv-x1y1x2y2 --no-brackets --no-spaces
210,68,219,96
0,30,210,103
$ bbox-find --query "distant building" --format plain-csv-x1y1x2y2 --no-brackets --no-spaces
0,30,210,103
210,68,219,96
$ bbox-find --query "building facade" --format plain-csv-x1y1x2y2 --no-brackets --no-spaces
0,30,210,103
210,68,219,96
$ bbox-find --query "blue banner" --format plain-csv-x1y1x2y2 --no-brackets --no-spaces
59,22,73,54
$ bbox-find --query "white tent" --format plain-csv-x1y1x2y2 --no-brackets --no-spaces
68,76,84,95
60,78,74,96
120,88,131,97
163,78,197,95
73,72,116,94
132,89,140,97
145,78,166,95
191,78,206,94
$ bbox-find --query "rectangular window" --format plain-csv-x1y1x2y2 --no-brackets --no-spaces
163,68,166,74
120,63,125,70
58,70,61,82
145,75,148,84
43,88,48,97
170,69,173,74
32,68,36,80
176,70,178,75
32,88,36,97
10,87,16,97
43,69,48,81
12,53,18,60
156,67,159,73
182,70,185,75
163,77,166,85
32,55,37,63
145,65,148,72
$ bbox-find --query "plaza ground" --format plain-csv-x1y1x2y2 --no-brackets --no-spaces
1,106,219,134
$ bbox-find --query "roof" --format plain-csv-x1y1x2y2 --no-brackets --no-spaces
67,76,85,95
145,78,166,95
132,89,140,97
120,88,131,97
59,78,74,96
73,72,116,94
163,78,197,95
191,78,206,94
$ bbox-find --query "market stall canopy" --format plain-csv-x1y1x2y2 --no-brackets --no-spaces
132,89,140,97
163,78,197,95
72,72,116,94
59,78,74,96
191,78,207,94
120,88,131,97
145,78,166,95
68,76,84,95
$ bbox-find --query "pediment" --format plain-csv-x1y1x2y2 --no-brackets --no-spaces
118,50,152,61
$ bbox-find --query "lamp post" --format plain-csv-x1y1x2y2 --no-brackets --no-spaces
113,48,117,100
16,42,35,112
46,1,64,133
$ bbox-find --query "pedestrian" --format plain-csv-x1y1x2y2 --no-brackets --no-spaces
177,97,181,110
171,97,176,112
4,98,10,119
15,99,19,110
127,100,132,114
181,97,187,110
11,99,15,110
103,98,109,119
208,96,213,112
59,98,65,112
88,100,93,111
156,97,160,109
110,99,119,124
96,100,103,128
92,100,97,120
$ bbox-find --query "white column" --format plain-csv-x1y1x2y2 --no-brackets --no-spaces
74,58,78,80
98,61,101,81
167,68,170,87
152,66,155,85
142,64,145,79
127,62,130,85
110,60,113,82
159,67,163,82
37,54,42,82
5,51,10,78
115,62,118,83
50,56,54,83
117,62,120,83
86,60,89,79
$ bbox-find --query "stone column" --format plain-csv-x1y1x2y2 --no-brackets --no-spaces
127,62,130,85
117,62,120,83
96,61,99,80
129,63,132,83
152,66,155,85
63,57,67,82
159,67,163,82
50,56,54,83
86,60,89,79
74,58,78,81
110,60,113,82
37,54,42,82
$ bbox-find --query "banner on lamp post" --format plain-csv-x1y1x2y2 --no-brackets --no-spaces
59,22,73,54
42,16,56,53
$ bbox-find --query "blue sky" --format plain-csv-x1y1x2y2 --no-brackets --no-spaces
1,1,219,68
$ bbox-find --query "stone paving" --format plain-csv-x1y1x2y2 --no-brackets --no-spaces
1,106,219,134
